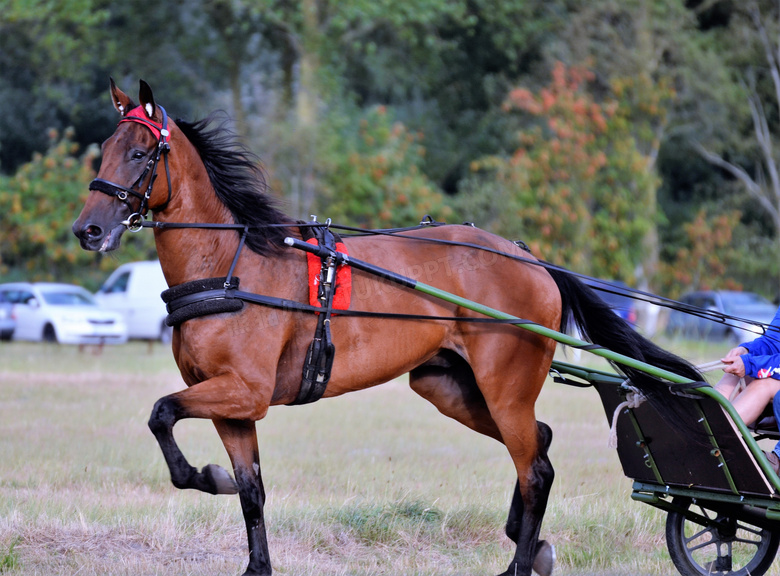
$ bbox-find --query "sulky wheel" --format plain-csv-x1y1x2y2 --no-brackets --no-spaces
665,497,780,576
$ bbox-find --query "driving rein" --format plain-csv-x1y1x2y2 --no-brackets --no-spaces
89,111,768,406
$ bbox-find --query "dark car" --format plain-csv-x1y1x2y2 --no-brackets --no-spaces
584,279,638,325
666,290,777,343
0,292,15,341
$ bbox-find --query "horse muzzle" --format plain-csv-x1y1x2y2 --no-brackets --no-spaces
72,219,127,252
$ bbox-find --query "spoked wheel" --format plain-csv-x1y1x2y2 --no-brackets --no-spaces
665,497,780,576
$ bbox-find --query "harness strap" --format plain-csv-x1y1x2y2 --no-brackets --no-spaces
290,225,340,405
163,284,538,325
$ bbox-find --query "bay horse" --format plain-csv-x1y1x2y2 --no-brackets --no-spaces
73,79,701,576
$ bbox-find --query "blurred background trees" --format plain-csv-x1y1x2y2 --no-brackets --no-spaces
1,0,779,301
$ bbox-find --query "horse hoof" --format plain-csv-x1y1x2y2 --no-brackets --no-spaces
532,540,555,576
203,464,238,494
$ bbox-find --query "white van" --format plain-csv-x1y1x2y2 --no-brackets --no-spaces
95,260,172,342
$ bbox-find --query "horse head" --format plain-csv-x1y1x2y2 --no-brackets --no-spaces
73,78,172,251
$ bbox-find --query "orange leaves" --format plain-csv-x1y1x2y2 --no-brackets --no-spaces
659,209,743,296
471,61,665,280
507,61,605,137
505,88,540,113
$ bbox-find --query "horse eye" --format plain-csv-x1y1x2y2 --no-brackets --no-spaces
131,151,146,160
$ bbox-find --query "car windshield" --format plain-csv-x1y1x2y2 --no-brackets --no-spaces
721,293,773,315
41,291,95,306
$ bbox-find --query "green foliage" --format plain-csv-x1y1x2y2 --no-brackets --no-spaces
315,106,452,228
0,0,110,172
1,0,108,74
325,0,565,188
454,62,661,281
0,128,156,288
658,209,744,298
0,536,19,572
0,0,775,295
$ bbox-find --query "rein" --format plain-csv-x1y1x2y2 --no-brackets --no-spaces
138,216,780,342
89,105,173,231
89,111,778,343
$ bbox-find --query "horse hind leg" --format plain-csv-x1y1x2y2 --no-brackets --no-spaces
409,354,554,576
409,351,503,441
505,421,555,576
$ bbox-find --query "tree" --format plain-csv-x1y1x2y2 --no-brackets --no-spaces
253,0,566,215
456,62,661,281
0,0,108,172
0,0,212,174
546,0,705,294
693,1,780,288
658,209,743,297
315,106,451,228
0,129,156,288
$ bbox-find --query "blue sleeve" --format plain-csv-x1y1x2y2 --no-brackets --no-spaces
742,355,780,380
741,305,780,378
741,306,780,356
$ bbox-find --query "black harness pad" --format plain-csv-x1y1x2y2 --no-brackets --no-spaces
161,277,244,327
288,225,340,405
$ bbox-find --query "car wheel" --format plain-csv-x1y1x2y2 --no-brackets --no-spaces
42,324,58,343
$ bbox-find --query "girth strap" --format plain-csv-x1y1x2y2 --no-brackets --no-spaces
289,225,341,405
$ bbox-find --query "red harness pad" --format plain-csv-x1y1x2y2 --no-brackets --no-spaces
306,239,352,310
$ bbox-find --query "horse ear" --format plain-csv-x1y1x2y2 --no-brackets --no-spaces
109,77,134,116
138,79,158,120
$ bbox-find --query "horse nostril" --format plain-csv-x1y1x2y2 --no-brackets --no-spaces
85,224,103,239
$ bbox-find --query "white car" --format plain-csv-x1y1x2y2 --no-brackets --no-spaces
94,261,171,342
0,282,128,344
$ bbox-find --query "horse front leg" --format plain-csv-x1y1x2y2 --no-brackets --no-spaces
147,374,273,575
147,392,239,494
213,419,272,576
147,373,269,494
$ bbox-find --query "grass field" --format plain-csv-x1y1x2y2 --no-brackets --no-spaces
0,339,776,575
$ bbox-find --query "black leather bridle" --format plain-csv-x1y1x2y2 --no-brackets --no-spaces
88,105,172,231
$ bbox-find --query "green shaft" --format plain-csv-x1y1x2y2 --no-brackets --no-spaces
421,279,779,487
423,275,779,487
285,236,780,489
414,282,694,384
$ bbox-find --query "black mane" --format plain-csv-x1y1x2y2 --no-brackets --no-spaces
176,113,293,254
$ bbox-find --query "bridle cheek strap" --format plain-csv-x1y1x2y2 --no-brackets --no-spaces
88,105,172,231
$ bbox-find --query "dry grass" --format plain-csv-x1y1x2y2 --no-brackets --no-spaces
0,339,776,575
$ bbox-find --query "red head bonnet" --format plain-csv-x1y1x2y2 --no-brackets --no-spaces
119,105,170,143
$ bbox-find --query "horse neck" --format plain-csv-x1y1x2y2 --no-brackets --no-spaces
152,164,250,287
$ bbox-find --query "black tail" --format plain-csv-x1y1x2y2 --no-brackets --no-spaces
547,267,703,408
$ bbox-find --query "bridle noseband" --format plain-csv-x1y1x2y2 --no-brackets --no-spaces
89,105,172,231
